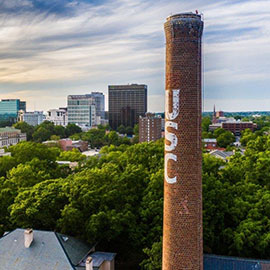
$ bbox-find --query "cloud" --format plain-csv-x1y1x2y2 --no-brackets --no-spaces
0,0,269,111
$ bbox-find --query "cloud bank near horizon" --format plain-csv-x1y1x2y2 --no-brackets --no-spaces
0,0,269,112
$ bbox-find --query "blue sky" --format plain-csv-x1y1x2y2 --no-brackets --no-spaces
0,0,269,112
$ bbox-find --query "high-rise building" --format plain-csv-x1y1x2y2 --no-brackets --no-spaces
0,99,20,123
47,108,68,126
163,13,203,270
23,111,45,126
67,95,96,128
108,84,147,129
90,92,105,119
19,101,26,112
139,113,162,143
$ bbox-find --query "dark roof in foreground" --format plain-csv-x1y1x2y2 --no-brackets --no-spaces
0,228,116,270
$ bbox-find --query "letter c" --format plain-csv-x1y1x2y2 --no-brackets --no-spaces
165,153,177,184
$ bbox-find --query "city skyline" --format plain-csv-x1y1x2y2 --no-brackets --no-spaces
0,0,269,112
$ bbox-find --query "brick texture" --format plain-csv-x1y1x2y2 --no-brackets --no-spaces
163,13,204,270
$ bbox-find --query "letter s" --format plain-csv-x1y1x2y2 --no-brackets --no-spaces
165,121,178,152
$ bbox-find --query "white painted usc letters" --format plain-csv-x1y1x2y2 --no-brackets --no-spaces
165,89,180,184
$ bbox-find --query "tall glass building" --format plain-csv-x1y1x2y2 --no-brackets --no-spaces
89,92,105,119
0,99,23,123
67,95,96,128
108,84,147,129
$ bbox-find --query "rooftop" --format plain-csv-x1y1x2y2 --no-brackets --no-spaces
0,228,115,270
0,127,20,133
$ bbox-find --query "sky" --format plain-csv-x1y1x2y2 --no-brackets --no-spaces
0,0,269,112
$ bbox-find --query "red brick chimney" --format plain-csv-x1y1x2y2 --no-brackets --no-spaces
163,13,204,270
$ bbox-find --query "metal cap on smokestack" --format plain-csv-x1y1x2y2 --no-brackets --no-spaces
24,228,33,248
86,256,93,270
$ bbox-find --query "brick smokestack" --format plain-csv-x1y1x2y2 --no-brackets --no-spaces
163,13,204,270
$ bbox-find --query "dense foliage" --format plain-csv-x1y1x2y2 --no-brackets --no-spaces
2,132,270,268
14,121,135,147
202,117,236,148
14,121,82,142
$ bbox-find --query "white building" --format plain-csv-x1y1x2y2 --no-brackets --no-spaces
23,111,45,126
47,108,68,126
0,127,26,147
0,148,11,157
67,95,96,128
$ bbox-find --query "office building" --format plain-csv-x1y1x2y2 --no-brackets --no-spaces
19,101,26,112
23,111,45,126
67,95,96,128
222,121,257,136
47,108,68,126
90,92,105,119
0,99,25,123
163,13,203,270
139,113,162,143
0,127,27,147
108,84,147,129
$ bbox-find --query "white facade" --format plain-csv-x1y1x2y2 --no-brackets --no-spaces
68,95,97,128
47,109,68,126
23,111,44,126
0,127,26,147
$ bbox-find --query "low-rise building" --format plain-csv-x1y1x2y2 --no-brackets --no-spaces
59,138,88,152
222,121,257,136
22,111,45,126
0,148,11,157
0,127,26,147
0,228,116,270
203,138,217,149
209,150,235,162
209,123,222,132
139,113,162,143
47,108,68,126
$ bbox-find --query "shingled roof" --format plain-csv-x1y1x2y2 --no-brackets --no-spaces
0,229,95,270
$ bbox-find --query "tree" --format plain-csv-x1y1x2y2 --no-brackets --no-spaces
117,125,126,134
65,124,82,137
10,179,68,230
141,240,162,270
213,128,226,138
58,148,86,162
217,131,235,148
32,127,52,142
126,126,134,136
133,124,139,135
105,131,120,145
54,125,66,138
13,121,34,140
202,117,212,132
50,135,60,141
37,121,55,134
8,141,59,164
0,156,17,177
240,129,256,146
